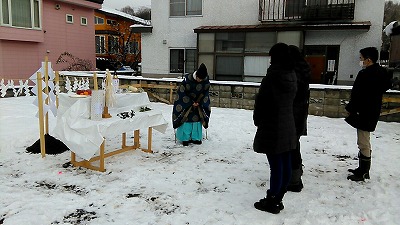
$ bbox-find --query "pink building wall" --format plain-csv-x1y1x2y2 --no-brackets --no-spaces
0,0,101,80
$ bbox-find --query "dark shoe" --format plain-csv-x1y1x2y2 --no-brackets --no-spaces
348,167,361,174
347,173,369,181
191,140,202,145
276,189,286,210
287,181,304,192
182,141,189,146
254,197,281,214
254,191,281,214
348,151,371,181
348,167,370,179
278,202,284,210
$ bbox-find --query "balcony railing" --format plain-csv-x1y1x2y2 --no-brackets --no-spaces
259,0,355,22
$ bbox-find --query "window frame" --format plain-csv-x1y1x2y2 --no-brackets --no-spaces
1,0,42,29
198,32,276,82
108,35,119,54
106,19,116,26
94,16,104,25
169,48,197,74
95,35,106,54
81,17,87,26
126,41,139,54
66,14,73,24
170,0,202,17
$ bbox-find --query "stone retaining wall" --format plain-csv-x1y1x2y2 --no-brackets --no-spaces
124,78,400,122
4,75,399,122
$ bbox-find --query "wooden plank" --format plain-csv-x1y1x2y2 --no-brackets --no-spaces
66,108,160,171
120,83,177,90
148,92,170,104
383,97,400,103
381,108,400,116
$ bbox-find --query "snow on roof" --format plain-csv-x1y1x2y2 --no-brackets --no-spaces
99,6,151,26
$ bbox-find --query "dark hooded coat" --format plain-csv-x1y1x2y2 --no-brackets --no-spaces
253,64,298,155
293,60,311,137
345,64,391,132
172,73,211,129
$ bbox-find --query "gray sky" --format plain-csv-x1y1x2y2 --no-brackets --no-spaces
102,0,151,10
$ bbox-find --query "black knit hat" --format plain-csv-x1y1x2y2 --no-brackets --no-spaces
196,63,208,79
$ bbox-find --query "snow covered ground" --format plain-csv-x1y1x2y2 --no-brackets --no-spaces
0,96,399,225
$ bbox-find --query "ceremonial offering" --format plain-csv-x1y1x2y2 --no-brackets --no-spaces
76,89,92,96
91,90,104,120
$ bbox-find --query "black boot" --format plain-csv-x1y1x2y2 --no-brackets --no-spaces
348,152,362,174
287,167,303,192
275,189,287,210
348,152,371,181
254,190,281,214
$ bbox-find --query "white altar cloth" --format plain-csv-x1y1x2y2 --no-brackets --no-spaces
52,93,168,160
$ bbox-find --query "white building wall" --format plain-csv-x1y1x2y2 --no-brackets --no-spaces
305,0,385,84
144,0,385,84
143,0,259,76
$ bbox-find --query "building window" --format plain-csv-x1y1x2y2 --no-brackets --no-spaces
245,32,276,53
244,56,270,82
95,35,106,54
198,31,276,82
170,0,202,17
170,49,197,74
81,17,87,26
285,0,305,17
216,56,243,81
106,19,116,25
127,41,139,54
216,33,245,53
1,0,41,29
66,14,73,24
94,16,104,24
108,36,119,54
307,0,328,6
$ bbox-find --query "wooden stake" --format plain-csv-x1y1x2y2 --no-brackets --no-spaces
102,70,111,118
55,71,59,108
44,56,49,134
93,72,98,90
37,72,46,158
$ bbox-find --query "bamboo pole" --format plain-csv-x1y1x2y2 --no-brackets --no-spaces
37,72,46,158
102,70,112,118
55,71,59,108
93,72,98,90
44,56,49,134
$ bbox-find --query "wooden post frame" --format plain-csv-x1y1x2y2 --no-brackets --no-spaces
70,128,154,172
381,97,400,116
37,72,46,158
120,83,177,104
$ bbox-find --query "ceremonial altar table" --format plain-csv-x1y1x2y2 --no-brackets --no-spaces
52,92,168,172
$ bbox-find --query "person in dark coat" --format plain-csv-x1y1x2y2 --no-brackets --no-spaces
286,45,311,192
172,63,211,146
253,43,297,214
345,47,391,181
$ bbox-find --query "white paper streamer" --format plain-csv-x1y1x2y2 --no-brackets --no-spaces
91,90,105,120
1,79,7,97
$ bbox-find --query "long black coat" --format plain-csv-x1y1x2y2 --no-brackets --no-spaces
293,61,311,137
253,64,298,155
345,64,391,132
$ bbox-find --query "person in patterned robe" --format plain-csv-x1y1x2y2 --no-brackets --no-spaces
172,63,211,146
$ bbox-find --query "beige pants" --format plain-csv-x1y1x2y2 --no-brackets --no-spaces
357,129,371,157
